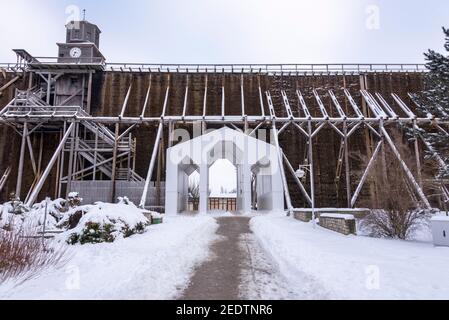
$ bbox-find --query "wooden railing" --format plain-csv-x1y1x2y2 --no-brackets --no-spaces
0,62,427,74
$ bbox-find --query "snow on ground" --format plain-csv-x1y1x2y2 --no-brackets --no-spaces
238,232,328,300
0,215,218,300
251,213,449,300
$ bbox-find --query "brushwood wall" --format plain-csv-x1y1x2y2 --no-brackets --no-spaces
0,71,425,207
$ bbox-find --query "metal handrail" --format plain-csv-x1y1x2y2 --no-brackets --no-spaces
105,63,427,74
0,62,427,74
31,56,106,65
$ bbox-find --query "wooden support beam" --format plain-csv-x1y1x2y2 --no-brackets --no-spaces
60,89,83,107
297,90,312,119
57,122,67,198
272,122,294,216
258,75,266,118
93,127,99,181
351,141,383,207
16,122,28,199
313,89,329,119
120,84,133,118
46,73,51,105
86,72,93,114
140,123,164,208
26,123,75,207
141,75,152,118
282,152,312,206
222,81,226,119
343,121,352,207
241,74,245,118
381,125,431,209
0,76,20,94
66,123,76,197
182,75,188,119
26,135,37,177
307,120,317,224
111,123,120,202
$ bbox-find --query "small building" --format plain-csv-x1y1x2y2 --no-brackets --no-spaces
165,127,284,214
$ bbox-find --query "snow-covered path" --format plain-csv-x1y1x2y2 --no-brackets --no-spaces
0,216,218,300
180,216,322,300
3,212,444,300
239,232,327,299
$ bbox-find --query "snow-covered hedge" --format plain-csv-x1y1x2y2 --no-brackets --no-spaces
62,201,151,245
0,199,65,231
0,195,157,245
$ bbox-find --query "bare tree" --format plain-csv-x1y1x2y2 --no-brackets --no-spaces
361,133,428,240
188,181,200,211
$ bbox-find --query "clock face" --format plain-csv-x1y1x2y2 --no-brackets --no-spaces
70,47,82,58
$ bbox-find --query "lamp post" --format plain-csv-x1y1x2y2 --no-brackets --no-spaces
295,164,316,228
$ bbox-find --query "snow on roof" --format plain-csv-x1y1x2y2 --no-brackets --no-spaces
320,213,355,221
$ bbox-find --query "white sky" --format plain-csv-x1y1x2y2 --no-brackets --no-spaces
1,0,448,193
190,160,237,194
1,0,448,63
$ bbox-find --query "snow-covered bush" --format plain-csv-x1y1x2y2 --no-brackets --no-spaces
0,227,67,284
63,201,150,245
27,199,66,230
67,192,83,208
1,195,154,246
0,202,26,231
361,209,427,240
0,198,67,232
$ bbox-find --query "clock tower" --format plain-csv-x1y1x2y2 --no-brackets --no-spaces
49,20,105,113
57,20,105,64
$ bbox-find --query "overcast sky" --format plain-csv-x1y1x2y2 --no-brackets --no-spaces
1,0,447,194
1,0,448,64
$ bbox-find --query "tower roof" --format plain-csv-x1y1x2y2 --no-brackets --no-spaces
66,20,102,33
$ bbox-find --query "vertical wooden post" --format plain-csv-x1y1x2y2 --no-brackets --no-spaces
46,73,51,105
132,138,137,174
16,122,28,199
272,121,294,216
156,134,164,207
202,75,208,134
66,123,76,197
360,74,377,207
54,128,62,199
168,121,174,148
37,132,44,179
57,122,67,198
343,121,351,208
73,123,80,181
93,127,98,181
127,133,132,181
86,71,93,114
413,121,423,188
111,123,120,203
81,74,86,110
308,121,316,226
28,72,33,90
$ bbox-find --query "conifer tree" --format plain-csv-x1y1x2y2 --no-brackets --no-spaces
413,27,449,178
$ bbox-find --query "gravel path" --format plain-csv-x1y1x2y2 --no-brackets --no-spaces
180,216,309,300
